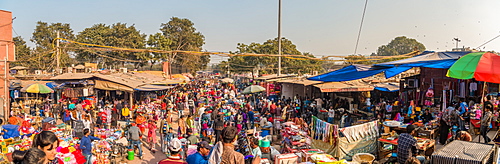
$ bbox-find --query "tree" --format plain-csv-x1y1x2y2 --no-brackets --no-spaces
75,23,111,63
160,17,208,74
146,33,172,69
31,21,75,70
228,37,323,74
75,23,147,68
11,36,33,67
376,36,425,56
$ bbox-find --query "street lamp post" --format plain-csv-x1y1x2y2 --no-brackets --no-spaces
277,0,282,76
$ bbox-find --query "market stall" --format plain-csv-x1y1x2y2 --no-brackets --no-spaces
310,116,379,162
432,140,494,164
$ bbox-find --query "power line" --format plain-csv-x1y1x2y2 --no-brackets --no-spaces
476,34,500,50
54,37,419,62
354,0,369,55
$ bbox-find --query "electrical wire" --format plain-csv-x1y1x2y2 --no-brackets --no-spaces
476,34,500,50
354,0,369,55
53,37,419,63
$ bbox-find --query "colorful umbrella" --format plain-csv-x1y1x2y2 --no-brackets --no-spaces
242,85,266,94
447,52,500,83
25,83,54,93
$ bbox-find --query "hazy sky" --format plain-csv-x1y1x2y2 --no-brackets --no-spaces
2,0,500,63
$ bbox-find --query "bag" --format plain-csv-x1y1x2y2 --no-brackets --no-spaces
122,107,130,117
237,114,243,122
63,112,71,122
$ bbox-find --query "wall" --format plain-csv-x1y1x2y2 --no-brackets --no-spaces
0,10,14,119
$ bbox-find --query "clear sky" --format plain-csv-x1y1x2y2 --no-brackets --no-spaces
2,0,500,64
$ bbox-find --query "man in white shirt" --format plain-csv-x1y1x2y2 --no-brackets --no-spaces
315,98,324,110
328,107,335,124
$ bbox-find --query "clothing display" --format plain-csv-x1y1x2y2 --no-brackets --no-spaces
63,87,94,98
311,116,339,145
460,82,466,98
339,120,379,143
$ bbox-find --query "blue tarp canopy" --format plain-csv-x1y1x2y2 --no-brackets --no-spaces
375,51,471,68
308,51,472,82
308,64,411,82
374,83,400,92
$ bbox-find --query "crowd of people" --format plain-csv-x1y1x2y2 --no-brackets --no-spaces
4,75,500,164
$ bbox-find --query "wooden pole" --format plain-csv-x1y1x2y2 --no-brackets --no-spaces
481,82,487,106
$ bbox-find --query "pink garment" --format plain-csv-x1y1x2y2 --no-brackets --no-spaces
476,109,482,120
148,123,157,143
236,123,242,132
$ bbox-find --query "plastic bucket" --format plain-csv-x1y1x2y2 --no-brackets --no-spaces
127,151,134,160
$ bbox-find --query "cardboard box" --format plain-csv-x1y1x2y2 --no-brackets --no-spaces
275,153,299,164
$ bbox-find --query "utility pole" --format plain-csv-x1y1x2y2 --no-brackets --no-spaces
277,0,282,76
56,31,60,73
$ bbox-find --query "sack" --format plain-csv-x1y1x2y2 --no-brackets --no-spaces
237,114,243,122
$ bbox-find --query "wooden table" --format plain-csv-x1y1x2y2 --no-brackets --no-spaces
417,128,438,139
378,137,436,159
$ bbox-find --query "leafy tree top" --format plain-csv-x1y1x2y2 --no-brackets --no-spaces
376,36,425,56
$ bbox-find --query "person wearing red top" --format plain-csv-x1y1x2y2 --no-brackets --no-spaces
98,111,107,124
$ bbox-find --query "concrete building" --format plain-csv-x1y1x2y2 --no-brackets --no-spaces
0,10,16,119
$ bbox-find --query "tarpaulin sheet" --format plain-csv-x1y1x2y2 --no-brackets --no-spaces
308,65,385,82
135,84,174,91
376,51,471,69
374,83,400,92
94,80,133,92
308,65,411,82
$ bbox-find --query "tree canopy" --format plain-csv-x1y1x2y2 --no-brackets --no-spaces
12,36,33,67
376,36,425,56
75,23,147,68
160,17,209,73
30,21,75,70
227,37,323,74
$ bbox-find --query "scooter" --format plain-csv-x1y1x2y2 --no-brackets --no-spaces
110,142,128,164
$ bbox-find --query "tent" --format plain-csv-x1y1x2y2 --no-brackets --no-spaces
373,83,400,92
308,51,471,82
308,64,411,82
376,51,471,68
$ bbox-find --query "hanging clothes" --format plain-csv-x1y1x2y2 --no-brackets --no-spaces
470,82,478,96
459,81,466,98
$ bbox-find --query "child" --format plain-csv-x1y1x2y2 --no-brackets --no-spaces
164,128,174,155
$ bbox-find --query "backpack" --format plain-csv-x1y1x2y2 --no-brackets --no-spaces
162,122,168,134
122,107,130,117
63,112,71,122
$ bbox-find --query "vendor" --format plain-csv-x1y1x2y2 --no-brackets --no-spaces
421,109,433,124
397,125,425,164
250,137,262,158
261,119,273,129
